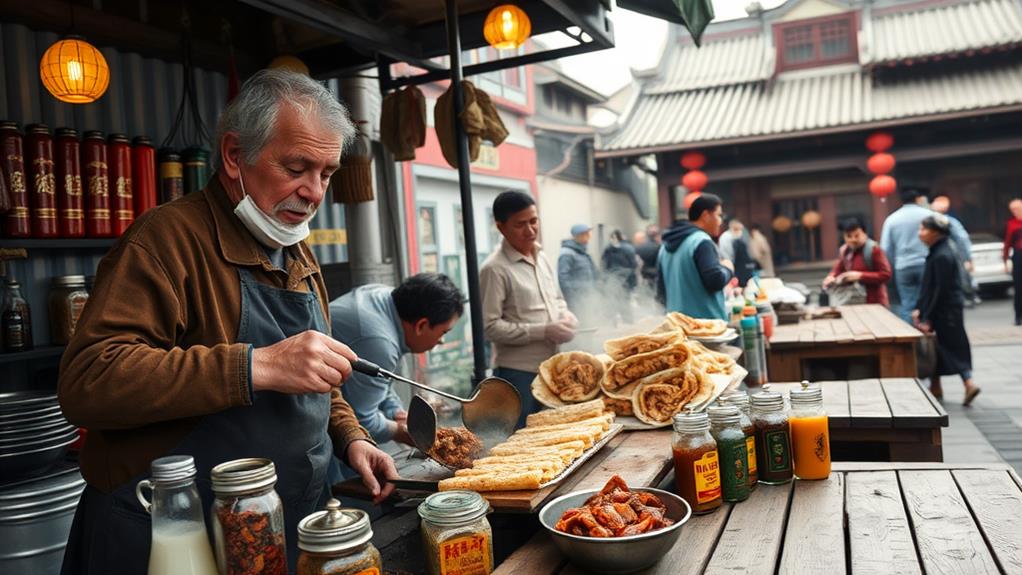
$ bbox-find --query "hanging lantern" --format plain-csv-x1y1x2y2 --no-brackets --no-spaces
867,152,896,175
268,55,310,76
680,151,706,170
683,191,702,210
772,215,793,233
869,175,897,198
801,210,821,230
866,131,894,153
39,36,110,104
483,4,531,50
681,170,708,192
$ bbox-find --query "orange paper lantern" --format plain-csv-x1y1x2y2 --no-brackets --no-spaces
867,152,896,175
866,132,894,153
683,191,702,210
483,4,532,50
268,55,310,75
682,170,708,192
39,36,110,104
801,210,822,230
869,175,897,198
680,151,706,170
772,215,793,233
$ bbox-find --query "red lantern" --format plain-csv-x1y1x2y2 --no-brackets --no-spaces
681,170,707,192
867,152,896,175
866,132,894,153
683,191,702,210
680,151,706,170
869,175,897,197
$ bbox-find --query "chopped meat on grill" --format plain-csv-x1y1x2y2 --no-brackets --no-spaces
427,427,483,470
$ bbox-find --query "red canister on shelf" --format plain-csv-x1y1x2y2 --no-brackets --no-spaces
108,133,133,236
82,131,113,238
0,122,30,237
55,128,85,237
25,124,58,238
132,136,157,217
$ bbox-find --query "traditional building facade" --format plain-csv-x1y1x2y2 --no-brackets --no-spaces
598,0,1022,267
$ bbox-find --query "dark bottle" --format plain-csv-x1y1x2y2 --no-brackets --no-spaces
182,147,210,195
158,149,184,205
2,279,33,352
0,121,31,237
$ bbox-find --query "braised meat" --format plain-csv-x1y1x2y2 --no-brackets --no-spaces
554,475,674,538
427,427,483,470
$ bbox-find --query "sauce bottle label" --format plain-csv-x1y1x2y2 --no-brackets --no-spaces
765,429,792,472
693,451,721,504
440,533,491,575
745,436,758,474
718,440,749,500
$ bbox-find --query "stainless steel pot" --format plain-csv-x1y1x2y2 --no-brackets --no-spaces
0,428,77,451
0,405,63,425
0,415,69,435
0,436,76,479
0,424,75,445
0,392,58,413
0,483,83,574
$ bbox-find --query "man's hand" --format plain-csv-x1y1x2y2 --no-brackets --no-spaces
392,421,415,447
545,320,576,344
560,310,579,329
964,260,974,273
393,409,408,423
345,439,398,504
720,258,735,272
838,271,863,283
251,331,356,394
823,275,836,289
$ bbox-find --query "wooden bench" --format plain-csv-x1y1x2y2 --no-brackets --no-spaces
768,305,922,381
497,462,1022,575
768,378,948,462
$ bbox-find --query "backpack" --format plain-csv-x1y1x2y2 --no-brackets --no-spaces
841,238,876,271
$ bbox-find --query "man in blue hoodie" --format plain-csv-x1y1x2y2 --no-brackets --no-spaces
658,194,735,320
558,223,598,316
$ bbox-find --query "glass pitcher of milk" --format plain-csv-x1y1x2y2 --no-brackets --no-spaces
136,455,219,575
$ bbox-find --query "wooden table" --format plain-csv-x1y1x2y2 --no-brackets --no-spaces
769,378,948,462
768,305,922,382
496,462,1022,575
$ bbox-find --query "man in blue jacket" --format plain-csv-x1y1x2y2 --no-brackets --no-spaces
658,194,735,320
558,223,598,316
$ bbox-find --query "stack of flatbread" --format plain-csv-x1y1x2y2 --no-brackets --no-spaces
438,399,612,492
653,311,728,338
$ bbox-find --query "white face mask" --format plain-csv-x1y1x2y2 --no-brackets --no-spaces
233,170,314,249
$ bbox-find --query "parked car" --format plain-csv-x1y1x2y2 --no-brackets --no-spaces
969,233,1013,297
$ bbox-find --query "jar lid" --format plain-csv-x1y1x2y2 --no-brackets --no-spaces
211,458,277,495
750,391,785,411
418,491,490,526
108,133,130,144
720,391,750,408
5,279,21,288
25,123,50,134
0,121,18,130
83,130,106,140
183,147,210,160
55,128,79,138
158,148,181,161
706,404,741,425
790,380,823,404
673,411,709,432
132,136,153,146
298,499,373,554
150,455,196,483
742,306,757,316
52,275,87,287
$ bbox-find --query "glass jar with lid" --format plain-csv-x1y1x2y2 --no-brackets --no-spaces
135,455,218,575
789,381,831,480
706,405,750,502
720,392,758,490
671,411,722,514
418,490,493,575
48,275,89,345
296,499,381,575
750,391,793,484
211,458,287,575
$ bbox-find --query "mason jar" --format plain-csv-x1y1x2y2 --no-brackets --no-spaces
418,491,493,575
48,275,89,345
706,405,750,502
750,391,793,484
211,458,287,575
296,498,382,575
671,411,721,514
720,391,758,489
789,381,831,480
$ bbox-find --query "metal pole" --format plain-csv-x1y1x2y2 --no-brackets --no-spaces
444,0,487,383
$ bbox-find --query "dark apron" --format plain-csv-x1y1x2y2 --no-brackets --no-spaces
62,265,332,575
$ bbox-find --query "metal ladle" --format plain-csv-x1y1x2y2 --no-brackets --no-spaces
350,359,521,450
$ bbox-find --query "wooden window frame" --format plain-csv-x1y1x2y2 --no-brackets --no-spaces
774,12,859,72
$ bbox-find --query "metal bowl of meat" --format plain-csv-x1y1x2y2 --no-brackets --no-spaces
538,476,691,574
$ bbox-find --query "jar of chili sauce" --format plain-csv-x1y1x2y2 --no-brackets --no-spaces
297,499,382,575
671,411,721,515
55,128,85,237
108,133,133,235
25,124,58,238
211,458,287,575
0,122,30,237
82,131,113,238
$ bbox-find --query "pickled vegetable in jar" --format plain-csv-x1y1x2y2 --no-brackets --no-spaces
706,405,750,502
671,411,721,514
296,499,381,575
211,458,287,575
751,391,793,485
418,491,493,575
720,391,758,490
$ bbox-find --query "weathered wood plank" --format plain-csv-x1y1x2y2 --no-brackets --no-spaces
770,323,802,346
703,482,793,575
881,378,948,428
847,378,893,428
813,318,836,344
952,469,1022,574
821,379,851,427
567,430,673,494
840,305,878,342
834,462,1012,472
846,471,922,575
636,504,733,575
779,474,846,575
899,470,1000,574
830,316,856,343
494,531,566,575
854,305,897,342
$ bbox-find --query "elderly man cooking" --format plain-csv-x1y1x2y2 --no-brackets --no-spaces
57,70,397,574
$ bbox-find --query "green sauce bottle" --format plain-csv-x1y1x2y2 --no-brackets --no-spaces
707,405,750,502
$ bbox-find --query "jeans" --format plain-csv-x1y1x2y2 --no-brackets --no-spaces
895,264,925,323
493,366,539,429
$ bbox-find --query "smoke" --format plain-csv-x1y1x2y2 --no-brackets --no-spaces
561,277,666,354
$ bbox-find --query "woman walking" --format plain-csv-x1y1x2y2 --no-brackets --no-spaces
913,214,981,405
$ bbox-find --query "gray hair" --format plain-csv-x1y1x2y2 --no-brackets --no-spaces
213,69,356,172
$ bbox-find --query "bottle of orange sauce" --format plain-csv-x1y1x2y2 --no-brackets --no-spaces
671,411,722,514
789,381,831,480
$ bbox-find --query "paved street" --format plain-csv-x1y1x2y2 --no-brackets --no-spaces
942,295,1022,473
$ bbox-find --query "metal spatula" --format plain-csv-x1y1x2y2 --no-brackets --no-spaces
350,359,521,446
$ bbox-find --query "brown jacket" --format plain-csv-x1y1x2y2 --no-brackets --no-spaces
58,176,369,492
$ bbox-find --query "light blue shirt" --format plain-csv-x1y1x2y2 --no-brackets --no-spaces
881,204,971,271
330,285,409,443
